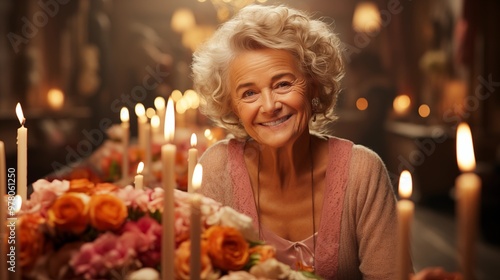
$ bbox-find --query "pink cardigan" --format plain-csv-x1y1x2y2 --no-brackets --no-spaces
199,137,399,279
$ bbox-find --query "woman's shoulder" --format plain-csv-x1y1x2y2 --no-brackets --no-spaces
199,138,247,165
325,136,386,170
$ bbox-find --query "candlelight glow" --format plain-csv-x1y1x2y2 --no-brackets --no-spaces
398,170,412,199
164,98,175,142
191,133,197,147
356,97,368,111
135,103,146,117
137,161,144,174
15,103,25,125
47,88,64,110
204,129,213,140
418,104,431,118
192,163,203,191
151,115,160,129
393,94,411,115
154,96,166,110
146,107,156,119
456,122,476,172
352,1,381,33
120,107,129,122
171,90,183,102
14,195,22,212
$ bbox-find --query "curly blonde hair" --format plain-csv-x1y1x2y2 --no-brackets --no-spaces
191,4,345,139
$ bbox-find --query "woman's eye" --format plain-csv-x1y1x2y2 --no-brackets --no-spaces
274,81,292,92
242,90,258,100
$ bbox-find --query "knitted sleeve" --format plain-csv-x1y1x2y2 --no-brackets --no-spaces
338,144,400,280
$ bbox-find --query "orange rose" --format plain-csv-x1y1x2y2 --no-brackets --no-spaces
47,193,89,234
18,213,46,270
88,193,127,231
174,240,216,280
249,244,276,264
68,178,95,194
91,183,118,195
204,225,249,271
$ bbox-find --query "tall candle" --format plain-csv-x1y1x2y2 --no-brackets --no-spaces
456,122,481,280
190,163,203,280
0,141,7,280
144,120,152,181
161,97,176,280
16,103,27,202
187,133,198,193
120,107,130,179
135,103,147,156
154,96,166,136
397,170,414,280
151,115,161,142
134,162,144,190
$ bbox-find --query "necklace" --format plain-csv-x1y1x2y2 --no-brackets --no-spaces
255,143,316,271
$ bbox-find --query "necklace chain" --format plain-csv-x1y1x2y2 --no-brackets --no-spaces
256,143,316,271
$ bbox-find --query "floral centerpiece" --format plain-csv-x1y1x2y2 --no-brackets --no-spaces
12,178,321,280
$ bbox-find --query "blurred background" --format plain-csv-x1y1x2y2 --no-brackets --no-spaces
0,0,499,278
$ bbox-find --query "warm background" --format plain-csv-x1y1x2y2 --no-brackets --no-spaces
0,0,499,278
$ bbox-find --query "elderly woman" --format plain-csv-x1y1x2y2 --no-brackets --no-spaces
192,4,460,280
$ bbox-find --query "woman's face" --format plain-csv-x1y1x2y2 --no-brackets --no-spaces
229,48,312,148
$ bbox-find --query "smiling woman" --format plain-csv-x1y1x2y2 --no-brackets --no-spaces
191,4,397,279
191,4,463,280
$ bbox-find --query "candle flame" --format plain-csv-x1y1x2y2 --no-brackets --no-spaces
456,122,476,172
192,163,203,191
164,98,175,142
151,115,160,129
14,195,22,213
120,107,129,122
191,133,197,147
154,96,166,110
398,170,412,199
137,162,144,174
15,103,25,126
135,103,145,117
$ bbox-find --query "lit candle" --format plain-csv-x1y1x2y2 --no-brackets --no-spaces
190,163,203,280
135,103,147,157
0,141,7,280
151,115,161,142
16,103,27,202
120,107,130,179
134,162,144,190
161,97,176,280
397,170,414,280
187,133,198,193
13,196,21,280
456,122,481,280
154,96,166,136
144,120,152,181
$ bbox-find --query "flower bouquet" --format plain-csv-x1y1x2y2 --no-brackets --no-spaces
12,178,321,280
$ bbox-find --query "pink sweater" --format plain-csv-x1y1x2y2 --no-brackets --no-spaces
199,137,399,279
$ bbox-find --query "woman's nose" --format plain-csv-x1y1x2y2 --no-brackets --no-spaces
260,89,282,113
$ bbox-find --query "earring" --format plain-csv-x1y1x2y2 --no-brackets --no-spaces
311,97,321,112
311,97,321,122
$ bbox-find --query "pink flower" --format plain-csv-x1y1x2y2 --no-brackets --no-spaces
116,185,150,212
23,179,70,216
148,187,164,212
120,216,162,268
70,232,135,279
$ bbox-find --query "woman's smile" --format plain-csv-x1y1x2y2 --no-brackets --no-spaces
259,114,292,127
